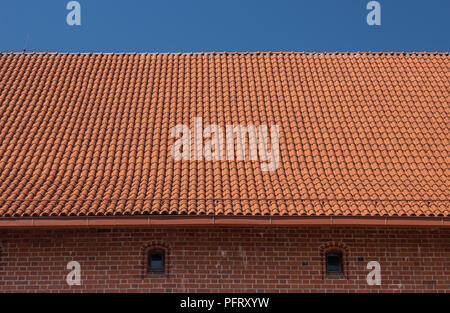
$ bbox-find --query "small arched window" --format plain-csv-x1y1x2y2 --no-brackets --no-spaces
326,250,343,275
147,248,165,272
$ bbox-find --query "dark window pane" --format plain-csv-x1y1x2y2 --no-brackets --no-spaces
148,249,164,271
326,251,343,273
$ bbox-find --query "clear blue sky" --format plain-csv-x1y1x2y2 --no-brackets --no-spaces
0,0,448,52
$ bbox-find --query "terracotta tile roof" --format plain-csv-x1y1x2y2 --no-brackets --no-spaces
0,52,448,218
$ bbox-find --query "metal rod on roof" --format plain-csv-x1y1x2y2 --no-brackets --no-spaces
23,33,30,52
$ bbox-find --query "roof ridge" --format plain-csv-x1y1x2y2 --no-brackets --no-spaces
0,51,449,56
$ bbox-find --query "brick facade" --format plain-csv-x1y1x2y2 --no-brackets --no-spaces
0,227,449,292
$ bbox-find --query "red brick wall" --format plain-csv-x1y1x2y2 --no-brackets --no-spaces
0,227,449,292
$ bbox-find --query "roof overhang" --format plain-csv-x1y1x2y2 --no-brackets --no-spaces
0,216,448,229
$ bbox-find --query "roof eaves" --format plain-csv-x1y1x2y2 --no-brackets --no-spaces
0,216,448,229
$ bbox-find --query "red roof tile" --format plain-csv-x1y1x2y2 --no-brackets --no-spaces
0,52,448,218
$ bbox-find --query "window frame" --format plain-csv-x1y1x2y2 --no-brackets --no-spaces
147,248,165,272
321,245,348,279
143,245,168,278
325,249,344,275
